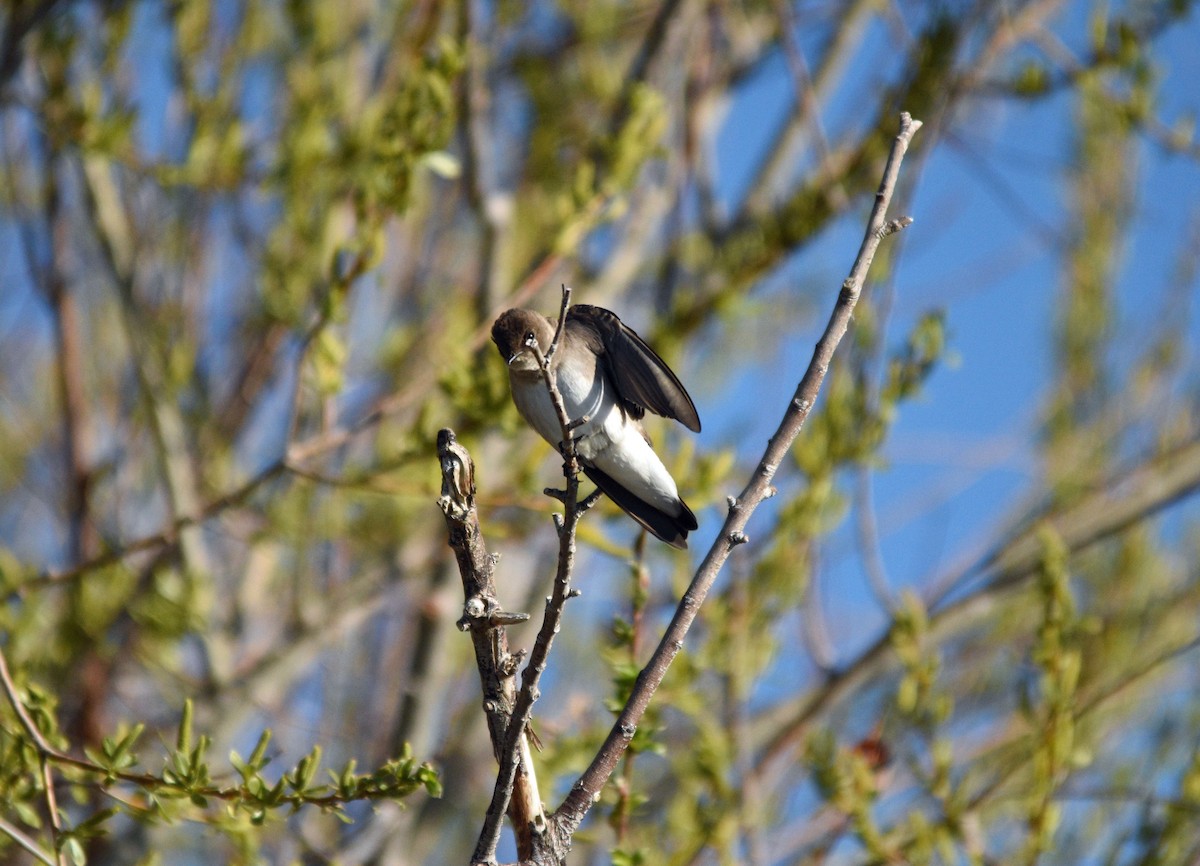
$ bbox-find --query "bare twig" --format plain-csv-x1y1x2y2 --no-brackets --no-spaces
0,646,63,865
771,0,832,166
22,460,289,594
741,0,872,218
77,156,213,593
459,0,504,321
0,815,56,866
612,531,650,846
751,430,1200,778
436,431,545,861
550,112,921,843
472,288,584,864
544,286,572,365
855,468,898,611
799,545,838,673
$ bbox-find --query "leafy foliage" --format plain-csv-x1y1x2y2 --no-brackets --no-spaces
0,0,1198,864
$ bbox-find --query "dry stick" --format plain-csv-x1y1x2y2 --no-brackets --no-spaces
0,816,56,866
613,531,650,847
436,431,545,860
545,286,572,362
551,112,922,841
471,296,588,864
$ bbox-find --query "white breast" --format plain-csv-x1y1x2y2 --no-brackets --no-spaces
510,358,682,515
511,355,614,448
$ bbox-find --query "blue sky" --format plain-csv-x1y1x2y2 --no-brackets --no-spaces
685,8,1200,670
2,5,1199,860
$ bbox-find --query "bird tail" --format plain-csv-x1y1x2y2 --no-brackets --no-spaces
582,466,697,549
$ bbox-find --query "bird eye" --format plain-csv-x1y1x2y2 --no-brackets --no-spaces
524,330,535,343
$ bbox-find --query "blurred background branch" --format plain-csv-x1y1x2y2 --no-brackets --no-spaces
0,0,1198,864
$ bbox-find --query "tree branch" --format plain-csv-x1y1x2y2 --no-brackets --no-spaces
750,429,1200,779
436,431,545,862
0,815,56,866
0,643,65,865
551,111,921,840
471,287,586,864
544,286,572,365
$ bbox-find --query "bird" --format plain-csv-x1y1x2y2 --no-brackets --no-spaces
491,304,701,548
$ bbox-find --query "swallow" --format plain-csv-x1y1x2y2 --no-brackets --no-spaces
492,304,701,548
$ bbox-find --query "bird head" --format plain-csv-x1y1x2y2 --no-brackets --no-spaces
491,309,556,374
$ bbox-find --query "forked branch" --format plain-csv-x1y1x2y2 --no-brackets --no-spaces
445,113,922,865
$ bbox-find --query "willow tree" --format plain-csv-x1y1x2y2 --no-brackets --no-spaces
1,1,1198,865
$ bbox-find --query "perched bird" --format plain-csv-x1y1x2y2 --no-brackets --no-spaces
492,304,701,548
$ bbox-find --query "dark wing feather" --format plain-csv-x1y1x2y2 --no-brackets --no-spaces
583,466,696,549
566,305,701,432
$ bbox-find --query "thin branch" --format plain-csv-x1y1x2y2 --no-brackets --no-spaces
771,0,832,166
967,632,1200,813
855,467,898,611
0,645,56,754
3,641,436,818
613,531,650,847
550,112,922,841
0,646,63,864
740,0,872,218
22,460,289,594
544,286,572,364
436,431,545,862
799,545,838,673
751,429,1200,778
76,156,213,591
459,0,502,322
0,816,56,866
473,287,584,864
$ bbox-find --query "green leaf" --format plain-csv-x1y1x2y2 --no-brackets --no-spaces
419,150,461,179
176,699,194,754
63,837,87,866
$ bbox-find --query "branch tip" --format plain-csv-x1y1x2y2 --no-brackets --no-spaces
876,216,914,239
489,610,531,627
544,285,572,362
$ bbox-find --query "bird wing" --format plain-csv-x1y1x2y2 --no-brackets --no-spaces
565,304,701,432
582,465,695,549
